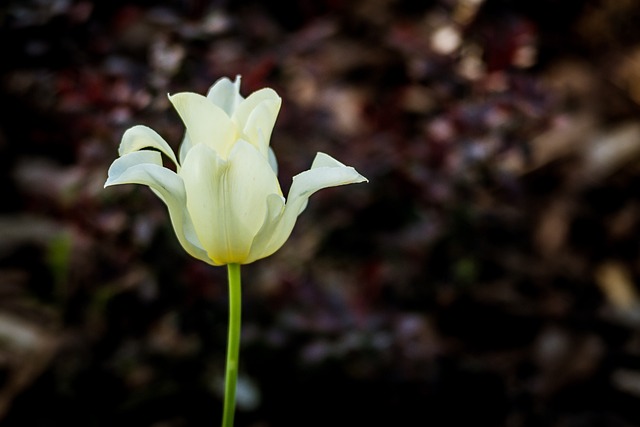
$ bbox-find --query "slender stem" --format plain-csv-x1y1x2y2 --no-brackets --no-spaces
222,263,242,427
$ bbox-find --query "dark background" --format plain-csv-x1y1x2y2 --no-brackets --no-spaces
2,0,640,426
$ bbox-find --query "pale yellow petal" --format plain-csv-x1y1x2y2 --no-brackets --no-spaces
119,125,178,167
245,193,285,264
168,92,238,158
226,139,283,239
242,100,281,156
233,88,281,154
206,75,243,115
233,87,280,125
105,151,213,265
247,152,367,262
178,134,193,165
311,151,348,169
105,150,162,187
267,146,278,174
180,143,259,264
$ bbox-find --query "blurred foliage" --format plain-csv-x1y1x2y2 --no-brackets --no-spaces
2,0,640,426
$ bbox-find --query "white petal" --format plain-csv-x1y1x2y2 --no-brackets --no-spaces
105,150,162,187
179,144,227,262
242,100,281,156
105,151,214,265
311,151,348,169
226,139,282,238
245,193,285,264
206,75,244,115
267,146,278,175
178,134,193,165
180,143,248,265
119,125,179,167
180,141,283,264
233,89,281,154
287,152,368,217
168,92,238,158
246,152,367,262
233,87,281,126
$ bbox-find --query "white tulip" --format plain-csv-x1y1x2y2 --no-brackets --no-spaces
105,76,367,265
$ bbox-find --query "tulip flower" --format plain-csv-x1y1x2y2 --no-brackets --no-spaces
105,76,367,266
105,76,367,427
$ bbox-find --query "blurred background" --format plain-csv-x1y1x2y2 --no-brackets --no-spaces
2,0,640,425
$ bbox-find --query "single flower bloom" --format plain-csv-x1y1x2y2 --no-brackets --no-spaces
105,76,367,265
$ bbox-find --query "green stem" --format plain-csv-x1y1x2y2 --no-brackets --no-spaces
222,263,242,427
